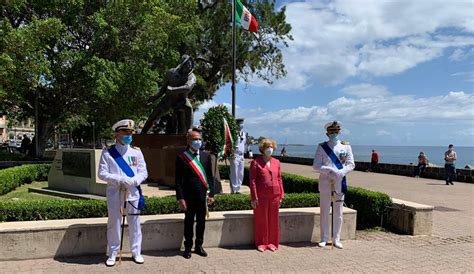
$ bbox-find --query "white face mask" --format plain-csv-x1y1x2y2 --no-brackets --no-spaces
264,147,273,156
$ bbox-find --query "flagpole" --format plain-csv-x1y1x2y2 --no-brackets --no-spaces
231,0,236,117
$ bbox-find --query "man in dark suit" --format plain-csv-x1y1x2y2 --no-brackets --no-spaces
176,128,215,259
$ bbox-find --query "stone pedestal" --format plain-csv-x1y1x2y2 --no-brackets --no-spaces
132,134,187,186
48,149,107,196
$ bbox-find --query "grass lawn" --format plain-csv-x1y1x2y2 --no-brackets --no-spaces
0,181,69,202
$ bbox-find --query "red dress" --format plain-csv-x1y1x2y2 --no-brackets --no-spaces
249,156,285,249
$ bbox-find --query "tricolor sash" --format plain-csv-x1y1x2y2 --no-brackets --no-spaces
179,149,211,218
218,117,234,159
321,142,347,194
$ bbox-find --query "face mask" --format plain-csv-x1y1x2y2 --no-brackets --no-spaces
239,125,243,130
191,140,202,151
122,135,132,145
328,133,339,141
264,147,273,156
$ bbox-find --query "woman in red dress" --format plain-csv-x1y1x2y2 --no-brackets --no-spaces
249,138,284,252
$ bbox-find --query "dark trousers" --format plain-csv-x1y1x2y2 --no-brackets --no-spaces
184,200,206,250
370,161,378,172
444,164,456,184
414,164,426,177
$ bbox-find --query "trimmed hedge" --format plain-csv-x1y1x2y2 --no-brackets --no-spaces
0,193,318,222
0,164,50,195
219,165,391,229
0,164,391,229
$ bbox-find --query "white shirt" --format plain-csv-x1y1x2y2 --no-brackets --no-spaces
98,142,148,201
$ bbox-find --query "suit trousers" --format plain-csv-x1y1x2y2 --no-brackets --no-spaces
184,199,207,250
253,195,281,248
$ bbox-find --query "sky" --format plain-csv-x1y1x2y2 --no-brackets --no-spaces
195,0,474,146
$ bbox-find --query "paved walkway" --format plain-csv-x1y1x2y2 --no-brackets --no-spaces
1,163,473,273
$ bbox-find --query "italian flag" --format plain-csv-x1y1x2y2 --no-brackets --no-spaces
235,0,258,33
218,117,235,159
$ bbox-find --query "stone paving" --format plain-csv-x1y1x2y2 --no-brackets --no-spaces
1,162,473,273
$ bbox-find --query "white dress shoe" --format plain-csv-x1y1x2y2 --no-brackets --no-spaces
318,241,327,247
133,254,145,264
334,241,343,249
105,257,116,267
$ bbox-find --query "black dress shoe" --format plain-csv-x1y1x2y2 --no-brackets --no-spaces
183,249,192,259
194,246,208,257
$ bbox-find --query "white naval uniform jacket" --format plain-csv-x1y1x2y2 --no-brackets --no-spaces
235,130,247,159
312,139,355,194
98,142,148,202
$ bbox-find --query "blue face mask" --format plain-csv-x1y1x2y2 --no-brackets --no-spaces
191,140,202,151
328,133,339,141
122,135,133,145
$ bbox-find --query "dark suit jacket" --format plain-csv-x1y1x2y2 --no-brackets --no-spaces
176,148,215,203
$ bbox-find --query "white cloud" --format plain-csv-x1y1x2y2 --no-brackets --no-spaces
266,0,474,89
451,71,474,82
376,130,391,136
340,83,389,98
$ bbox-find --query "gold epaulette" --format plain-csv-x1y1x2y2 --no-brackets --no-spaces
131,146,141,151
341,141,350,145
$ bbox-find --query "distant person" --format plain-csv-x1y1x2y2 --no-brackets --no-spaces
444,144,457,185
280,146,287,157
248,149,253,159
20,134,31,154
413,152,429,178
230,118,246,194
250,138,284,252
313,121,355,249
369,149,379,172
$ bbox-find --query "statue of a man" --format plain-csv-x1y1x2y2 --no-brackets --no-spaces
142,55,196,134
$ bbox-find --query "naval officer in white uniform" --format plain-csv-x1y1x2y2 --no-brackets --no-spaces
230,118,247,194
98,119,148,266
312,121,355,249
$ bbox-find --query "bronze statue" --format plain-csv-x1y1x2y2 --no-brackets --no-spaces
142,55,196,134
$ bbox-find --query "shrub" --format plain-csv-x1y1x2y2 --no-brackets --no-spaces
0,164,392,229
345,186,392,229
0,193,320,222
0,164,50,195
219,165,392,229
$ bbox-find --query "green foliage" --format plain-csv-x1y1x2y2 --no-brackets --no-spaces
200,105,238,159
0,199,108,222
1,1,292,157
0,193,318,222
0,164,391,229
218,165,392,229
0,181,66,202
0,164,50,195
345,187,392,229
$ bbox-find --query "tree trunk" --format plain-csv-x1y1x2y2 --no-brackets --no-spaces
28,117,54,159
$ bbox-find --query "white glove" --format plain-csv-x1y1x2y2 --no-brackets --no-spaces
121,177,133,188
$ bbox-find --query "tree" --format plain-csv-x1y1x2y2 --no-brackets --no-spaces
1,0,292,157
200,105,238,161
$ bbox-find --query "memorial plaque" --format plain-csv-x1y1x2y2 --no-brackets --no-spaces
62,152,91,178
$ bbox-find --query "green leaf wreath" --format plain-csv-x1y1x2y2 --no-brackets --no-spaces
200,105,239,160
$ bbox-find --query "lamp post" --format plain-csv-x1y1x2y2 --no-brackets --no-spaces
92,121,95,149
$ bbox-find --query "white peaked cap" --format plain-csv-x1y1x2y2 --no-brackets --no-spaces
324,120,342,130
112,119,135,131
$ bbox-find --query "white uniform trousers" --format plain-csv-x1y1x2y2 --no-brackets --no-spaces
107,199,142,258
319,190,345,242
230,155,245,193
